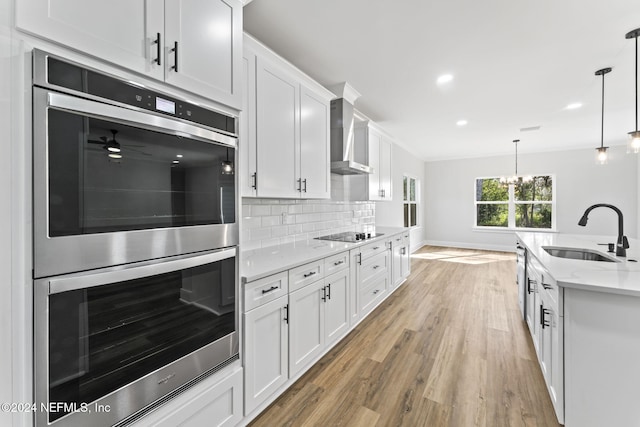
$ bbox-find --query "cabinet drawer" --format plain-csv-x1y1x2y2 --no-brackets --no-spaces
289,260,325,292
360,240,387,260
324,251,349,275
360,272,387,314
361,251,388,284
244,271,289,312
540,278,562,315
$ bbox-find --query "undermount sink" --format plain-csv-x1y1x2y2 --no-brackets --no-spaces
542,246,620,262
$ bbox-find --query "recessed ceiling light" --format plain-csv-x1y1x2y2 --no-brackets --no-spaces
172,160,179,164
437,74,453,85
176,154,183,158
456,119,468,126
108,153,122,159
566,102,582,110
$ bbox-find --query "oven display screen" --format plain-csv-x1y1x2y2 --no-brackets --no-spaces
156,97,175,114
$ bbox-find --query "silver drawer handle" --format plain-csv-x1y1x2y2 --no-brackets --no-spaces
303,271,317,278
333,260,345,266
261,285,279,294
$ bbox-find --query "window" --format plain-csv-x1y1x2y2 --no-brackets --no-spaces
403,176,419,227
474,176,554,230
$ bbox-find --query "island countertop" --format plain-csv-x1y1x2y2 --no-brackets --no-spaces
516,232,640,297
241,226,407,283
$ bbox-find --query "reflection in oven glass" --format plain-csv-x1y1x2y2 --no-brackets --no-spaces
47,257,235,422
48,109,235,237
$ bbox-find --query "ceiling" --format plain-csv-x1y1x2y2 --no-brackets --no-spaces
243,0,640,161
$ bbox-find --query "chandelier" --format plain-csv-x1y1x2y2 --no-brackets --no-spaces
499,139,532,186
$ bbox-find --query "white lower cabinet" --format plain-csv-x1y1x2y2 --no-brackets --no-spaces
391,232,410,289
244,295,289,415
289,280,326,376
324,269,350,346
524,252,564,425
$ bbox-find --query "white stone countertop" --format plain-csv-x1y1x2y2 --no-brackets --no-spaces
517,232,640,297
241,226,407,283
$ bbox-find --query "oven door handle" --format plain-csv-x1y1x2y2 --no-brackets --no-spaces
45,90,237,148
48,247,237,295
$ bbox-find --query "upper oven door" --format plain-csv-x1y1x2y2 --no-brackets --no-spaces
33,88,238,278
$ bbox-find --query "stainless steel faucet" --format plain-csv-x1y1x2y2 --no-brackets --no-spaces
578,204,629,257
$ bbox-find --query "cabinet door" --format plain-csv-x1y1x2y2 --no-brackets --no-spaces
240,52,258,197
367,129,382,200
542,301,564,422
164,0,242,108
379,138,392,200
525,276,536,335
401,236,410,279
392,243,403,288
244,296,289,414
16,0,164,80
324,270,349,346
299,85,330,199
289,281,325,376
256,58,299,198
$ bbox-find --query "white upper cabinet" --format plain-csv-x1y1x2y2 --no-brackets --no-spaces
299,85,330,199
255,56,300,198
354,121,393,201
243,34,333,199
16,0,242,109
164,0,242,108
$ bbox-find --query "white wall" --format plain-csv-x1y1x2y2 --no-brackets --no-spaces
425,146,638,252
375,142,426,251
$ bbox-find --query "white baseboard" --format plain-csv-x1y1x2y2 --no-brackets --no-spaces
423,239,514,253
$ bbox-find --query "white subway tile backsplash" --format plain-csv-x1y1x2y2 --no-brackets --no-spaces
241,198,375,249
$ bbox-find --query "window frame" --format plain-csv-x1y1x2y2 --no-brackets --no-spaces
403,175,419,228
473,174,556,231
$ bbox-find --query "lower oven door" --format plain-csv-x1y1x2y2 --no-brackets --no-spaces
34,247,238,427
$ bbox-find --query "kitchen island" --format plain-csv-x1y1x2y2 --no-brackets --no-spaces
517,232,640,427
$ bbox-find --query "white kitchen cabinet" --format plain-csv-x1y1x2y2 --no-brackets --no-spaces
255,56,299,198
354,121,393,201
240,51,257,197
244,35,333,199
391,232,410,289
164,0,242,108
244,295,289,415
17,0,242,108
299,85,331,199
288,279,325,376
324,269,350,346
351,239,391,321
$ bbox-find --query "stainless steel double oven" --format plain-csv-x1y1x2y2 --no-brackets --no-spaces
32,50,239,426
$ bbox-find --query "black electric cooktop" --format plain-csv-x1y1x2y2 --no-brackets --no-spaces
315,231,384,243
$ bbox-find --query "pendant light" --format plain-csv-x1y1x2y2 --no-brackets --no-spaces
626,27,640,153
595,67,612,164
499,139,532,186
221,148,234,175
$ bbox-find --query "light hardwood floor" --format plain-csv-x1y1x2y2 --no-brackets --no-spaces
249,246,561,427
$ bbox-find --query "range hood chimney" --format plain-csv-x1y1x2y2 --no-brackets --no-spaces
329,83,372,175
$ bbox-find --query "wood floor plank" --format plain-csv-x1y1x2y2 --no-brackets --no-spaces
249,246,561,427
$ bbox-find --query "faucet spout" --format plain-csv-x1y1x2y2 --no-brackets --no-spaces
578,204,629,257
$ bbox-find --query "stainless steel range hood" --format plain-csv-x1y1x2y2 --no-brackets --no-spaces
329,84,372,175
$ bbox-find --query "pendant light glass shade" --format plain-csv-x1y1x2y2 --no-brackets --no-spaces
595,67,611,165
626,28,640,154
221,148,234,175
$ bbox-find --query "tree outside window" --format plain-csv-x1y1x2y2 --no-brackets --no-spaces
475,176,554,229
403,176,419,227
